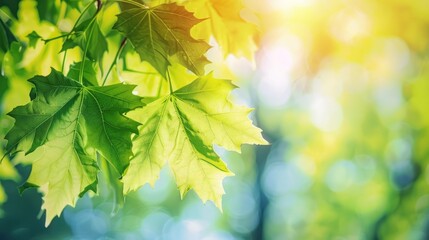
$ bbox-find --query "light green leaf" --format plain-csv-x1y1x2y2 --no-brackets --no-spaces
174,74,268,152
113,3,210,77
123,96,172,189
184,0,258,59
23,137,98,227
5,69,142,225
0,156,20,181
124,74,267,208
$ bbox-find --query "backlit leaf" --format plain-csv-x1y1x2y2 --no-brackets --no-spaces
184,0,258,59
113,3,210,76
5,69,142,225
123,74,267,208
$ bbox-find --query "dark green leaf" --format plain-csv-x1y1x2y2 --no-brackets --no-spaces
0,21,8,53
0,75,8,103
27,31,41,48
60,38,78,52
113,3,210,77
0,19,17,52
36,0,61,24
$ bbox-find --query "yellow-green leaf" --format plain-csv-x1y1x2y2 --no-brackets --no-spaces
123,74,267,208
23,137,98,226
184,0,258,59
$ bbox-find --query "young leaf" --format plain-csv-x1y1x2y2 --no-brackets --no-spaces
123,74,267,208
113,3,210,76
27,31,41,48
5,69,142,225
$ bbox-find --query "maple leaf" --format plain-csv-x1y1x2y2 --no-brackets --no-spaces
113,3,210,77
61,19,108,64
5,69,142,225
183,0,258,59
123,74,267,208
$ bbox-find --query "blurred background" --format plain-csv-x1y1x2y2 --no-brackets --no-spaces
1,0,429,239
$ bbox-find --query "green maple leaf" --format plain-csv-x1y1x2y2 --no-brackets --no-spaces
5,69,142,225
123,74,267,208
61,19,108,64
113,3,210,77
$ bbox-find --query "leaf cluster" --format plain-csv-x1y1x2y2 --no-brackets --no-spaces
0,0,267,226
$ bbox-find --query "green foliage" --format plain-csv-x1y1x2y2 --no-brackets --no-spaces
0,0,265,226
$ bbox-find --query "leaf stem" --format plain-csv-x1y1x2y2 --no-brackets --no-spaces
79,18,97,84
61,0,98,73
166,69,173,94
61,48,68,73
79,0,103,83
43,33,75,43
102,37,127,86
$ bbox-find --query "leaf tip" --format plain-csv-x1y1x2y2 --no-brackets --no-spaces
178,185,191,199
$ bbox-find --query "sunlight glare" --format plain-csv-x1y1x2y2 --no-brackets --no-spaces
267,0,315,11
258,32,303,107
310,95,343,132
330,9,371,43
